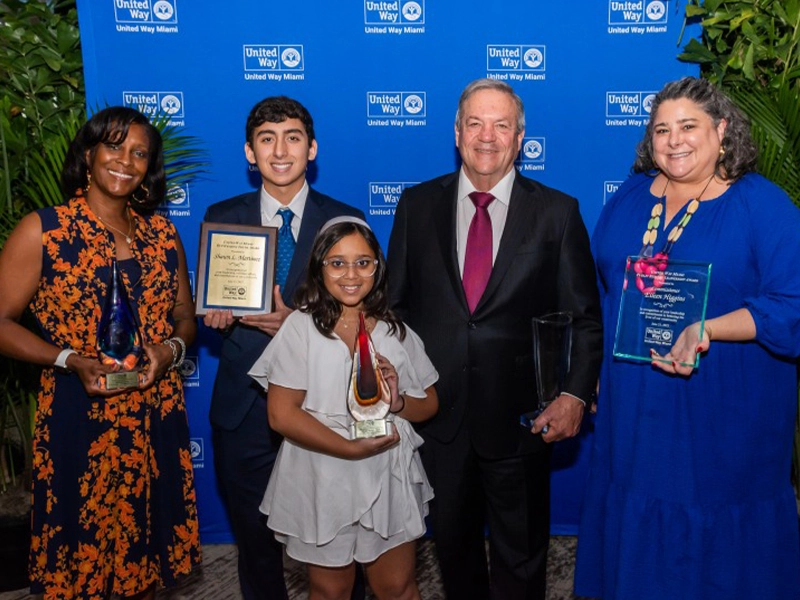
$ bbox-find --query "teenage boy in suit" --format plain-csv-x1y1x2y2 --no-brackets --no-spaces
203,96,364,600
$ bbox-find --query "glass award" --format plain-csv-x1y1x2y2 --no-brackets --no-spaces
97,258,143,390
520,312,572,431
347,312,391,439
613,256,711,368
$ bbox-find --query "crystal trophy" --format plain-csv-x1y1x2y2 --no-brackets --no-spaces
613,256,711,368
520,312,572,431
97,258,143,390
347,312,391,439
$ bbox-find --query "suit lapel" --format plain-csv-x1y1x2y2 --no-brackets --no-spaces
239,191,262,225
284,189,325,301
434,176,470,312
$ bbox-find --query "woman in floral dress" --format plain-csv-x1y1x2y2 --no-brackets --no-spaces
0,107,200,599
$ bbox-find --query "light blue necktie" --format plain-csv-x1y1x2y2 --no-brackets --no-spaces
276,208,296,291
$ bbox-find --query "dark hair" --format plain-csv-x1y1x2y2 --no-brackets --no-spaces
295,221,406,340
633,77,758,180
61,106,166,210
245,96,315,146
455,78,526,134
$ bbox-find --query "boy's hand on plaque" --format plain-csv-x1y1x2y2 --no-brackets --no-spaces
240,285,293,336
203,309,234,330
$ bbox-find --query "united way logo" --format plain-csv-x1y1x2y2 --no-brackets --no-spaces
521,138,545,162
157,184,191,217
122,91,184,119
487,45,545,72
114,0,178,24
604,181,623,204
166,184,190,209
367,92,426,117
609,0,667,25
189,438,204,465
179,355,199,388
243,45,304,71
364,0,425,24
516,137,545,172
368,182,416,208
606,91,656,118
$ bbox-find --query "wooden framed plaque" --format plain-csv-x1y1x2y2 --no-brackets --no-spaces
195,222,278,316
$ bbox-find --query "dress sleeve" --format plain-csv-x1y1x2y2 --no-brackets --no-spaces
247,311,309,391
394,325,439,398
740,177,800,357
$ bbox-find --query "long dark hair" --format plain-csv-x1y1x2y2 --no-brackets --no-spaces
295,221,406,340
633,77,758,181
61,106,166,211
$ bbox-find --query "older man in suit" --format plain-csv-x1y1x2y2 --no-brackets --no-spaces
203,96,364,600
388,79,602,599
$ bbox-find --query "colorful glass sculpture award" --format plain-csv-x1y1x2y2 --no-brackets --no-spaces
97,258,143,390
347,312,391,439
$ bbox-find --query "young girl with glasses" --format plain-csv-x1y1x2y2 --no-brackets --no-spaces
248,216,438,599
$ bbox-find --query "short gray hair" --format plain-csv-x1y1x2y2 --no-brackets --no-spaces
454,78,525,134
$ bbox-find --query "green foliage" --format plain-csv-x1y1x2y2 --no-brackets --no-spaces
0,0,85,228
680,0,800,206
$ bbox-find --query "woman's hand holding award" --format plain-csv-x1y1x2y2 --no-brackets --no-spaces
347,312,391,439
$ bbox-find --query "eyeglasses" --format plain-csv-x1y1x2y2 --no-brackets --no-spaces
322,258,379,278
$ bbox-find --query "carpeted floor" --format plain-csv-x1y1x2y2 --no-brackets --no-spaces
0,536,587,599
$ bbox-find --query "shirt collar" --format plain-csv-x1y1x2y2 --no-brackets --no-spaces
260,181,309,220
457,167,515,207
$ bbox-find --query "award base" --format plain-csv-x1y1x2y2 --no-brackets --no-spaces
103,370,141,391
350,418,390,439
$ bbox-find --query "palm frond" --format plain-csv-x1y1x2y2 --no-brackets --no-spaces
150,113,209,188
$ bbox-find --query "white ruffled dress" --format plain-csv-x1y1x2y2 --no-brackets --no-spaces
248,310,438,566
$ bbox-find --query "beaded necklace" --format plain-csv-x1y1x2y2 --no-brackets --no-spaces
633,174,714,293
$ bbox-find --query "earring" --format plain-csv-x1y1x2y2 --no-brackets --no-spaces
86,170,93,192
132,184,150,205
719,146,725,157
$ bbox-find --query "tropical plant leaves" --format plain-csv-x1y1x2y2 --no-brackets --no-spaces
681,0,800,209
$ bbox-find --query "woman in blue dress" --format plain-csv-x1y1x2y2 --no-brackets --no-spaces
575,77,800,599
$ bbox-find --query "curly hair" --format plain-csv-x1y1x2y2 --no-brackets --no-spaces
294,221,406,340
245,96,315,146
633,77,758,181
61,106,166,211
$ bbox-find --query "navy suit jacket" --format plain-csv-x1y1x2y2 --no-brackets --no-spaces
204,188,364,431
388,171,603,459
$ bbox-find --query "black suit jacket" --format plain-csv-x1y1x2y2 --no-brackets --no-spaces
388,171,602,459
204,188,364,431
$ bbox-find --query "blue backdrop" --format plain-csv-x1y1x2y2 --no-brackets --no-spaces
76,0,698,543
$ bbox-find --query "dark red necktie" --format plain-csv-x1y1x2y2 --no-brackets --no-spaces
463,191,495,313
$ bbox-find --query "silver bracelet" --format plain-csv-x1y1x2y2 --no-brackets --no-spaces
163,339,178,367
163,337,186,370
54,348,77,371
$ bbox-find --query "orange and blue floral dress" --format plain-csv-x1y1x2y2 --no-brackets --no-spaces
28,196,201,599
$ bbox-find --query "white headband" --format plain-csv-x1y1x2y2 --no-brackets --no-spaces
319,215,371,233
